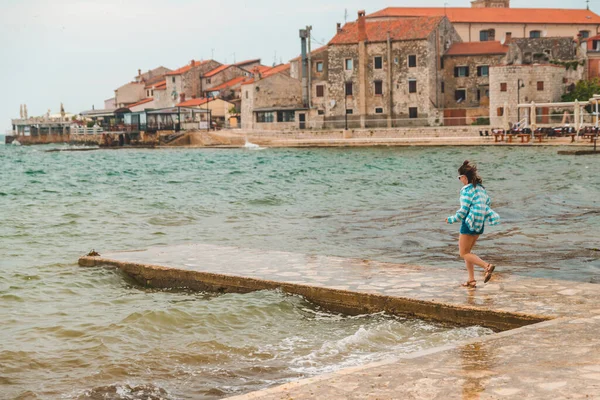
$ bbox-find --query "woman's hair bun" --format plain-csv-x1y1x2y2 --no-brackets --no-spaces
463,160,470,166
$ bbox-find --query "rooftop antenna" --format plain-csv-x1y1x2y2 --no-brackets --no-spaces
587,0,590,10
344,8,348,24
273,50,277,66
444,2,448,16
211,48,215,60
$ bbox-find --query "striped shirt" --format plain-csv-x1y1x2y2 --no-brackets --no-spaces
447,183,500,231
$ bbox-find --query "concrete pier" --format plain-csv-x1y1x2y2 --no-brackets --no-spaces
79,243,600,399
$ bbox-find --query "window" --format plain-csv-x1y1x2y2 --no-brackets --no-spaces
440,57,444,69
172,77,176,83
409,107,418,119
537,81,544,91
477,65,489,77
346,109,353,114
245,90,248,99
497,107,504,117
500,82,507,92
375,107,384,114
454,66,469,77
529,30,541,38
408,79,417,93
408,55,417,68
374,81,383,95
206,78,211,84
316,61,324,72
317,109,325,115
374,56,383,69
256,111,274,123
455,89,466,103
477,89,481,102
151,90,154,96
441,81,445,93
316,85,324,97
277,111,295,122
345,58,353,70
345,82,353,96
580,30,590,39
480,30,490,41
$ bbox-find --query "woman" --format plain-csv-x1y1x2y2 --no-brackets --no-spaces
446,160,500,288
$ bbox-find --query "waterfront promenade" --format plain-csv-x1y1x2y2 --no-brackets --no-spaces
80,244,600,399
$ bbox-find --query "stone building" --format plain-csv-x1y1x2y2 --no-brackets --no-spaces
585,34,600,79
241,64,306,130
177,97,235,128
367,4,600,43
114,67,171,108
289,46,329,127
442,41,508,125
164,59,222,106
489,64,584,127
323,11,461,128
201,64,252,98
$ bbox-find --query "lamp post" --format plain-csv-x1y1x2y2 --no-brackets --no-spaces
344,81,348,130
206,93,211,132
517,79,524,128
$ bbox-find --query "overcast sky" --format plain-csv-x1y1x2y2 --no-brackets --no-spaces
1,0,598,131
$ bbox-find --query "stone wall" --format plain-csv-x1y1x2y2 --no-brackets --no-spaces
505,37,579,65
204,66,250,94
443,53,505,110
114,82,145,107
489,64,570,127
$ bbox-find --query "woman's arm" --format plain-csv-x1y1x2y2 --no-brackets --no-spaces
447,190,473,224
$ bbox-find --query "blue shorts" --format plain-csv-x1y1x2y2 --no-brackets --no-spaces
460,220,484,236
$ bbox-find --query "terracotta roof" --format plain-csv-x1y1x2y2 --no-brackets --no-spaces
127,98,154,108
176,97,215,107
367,7,600,24
241,64,291,86
290,45,328,61
329,17,443,45
207,76,247,92
446,41,509,56
166,60,212,76
204,64,231,78
145,79,166,89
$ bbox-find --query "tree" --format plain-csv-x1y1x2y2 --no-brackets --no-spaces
562,78,600,112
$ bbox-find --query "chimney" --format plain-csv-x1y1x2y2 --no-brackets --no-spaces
336,22,342,33
190,59,195,66
357,10,367,42
138,68,141,77
180,93,186,103
505,32,512,44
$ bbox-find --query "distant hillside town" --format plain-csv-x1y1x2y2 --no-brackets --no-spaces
9,0,600,139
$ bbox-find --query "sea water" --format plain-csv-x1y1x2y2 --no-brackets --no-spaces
1,144,598,399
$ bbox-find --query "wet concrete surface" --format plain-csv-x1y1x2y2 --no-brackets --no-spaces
79,243,600,399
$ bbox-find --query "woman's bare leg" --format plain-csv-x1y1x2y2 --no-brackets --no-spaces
459,234,488,282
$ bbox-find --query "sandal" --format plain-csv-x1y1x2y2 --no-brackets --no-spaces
484,264,496,283
461,280,477,288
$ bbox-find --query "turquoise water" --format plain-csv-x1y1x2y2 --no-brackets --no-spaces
1,144,598,399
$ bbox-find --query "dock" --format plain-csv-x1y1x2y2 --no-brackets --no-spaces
79,243,600,399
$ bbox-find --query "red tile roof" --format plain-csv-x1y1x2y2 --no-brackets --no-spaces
207,76,247,92
204,64,231,78
176,97,215,107
367,7,600,24
241,64,291,86
166,60,212,76
446,41,509,56
329,17,443,45
145,79,166,89
128,98,154,108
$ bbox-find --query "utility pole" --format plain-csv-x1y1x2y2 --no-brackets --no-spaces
307,25,313,109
